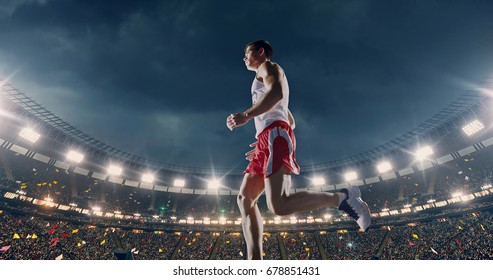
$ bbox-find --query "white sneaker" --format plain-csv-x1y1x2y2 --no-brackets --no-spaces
338,186,371,232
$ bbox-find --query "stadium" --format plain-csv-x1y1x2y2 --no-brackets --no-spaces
1,79,493,260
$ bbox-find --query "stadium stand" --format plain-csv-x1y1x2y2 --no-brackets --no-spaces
2,81,493,259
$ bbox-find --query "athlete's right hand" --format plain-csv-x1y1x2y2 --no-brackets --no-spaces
245,141,257,161
226,114,234,131
227,112,250,131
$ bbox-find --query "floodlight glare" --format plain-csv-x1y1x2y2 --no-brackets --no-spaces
452,192,463,198
141,173,154,183
19,127,40,143
107,165,122,176
173,178,186,187
462,120,484,136
377,161,392,173
208,178,221,189
481,184,492,190
66,150,84,163
312,176,326,186
415,146,433,161
344,171,357,182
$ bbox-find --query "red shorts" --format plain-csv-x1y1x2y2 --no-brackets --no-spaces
244,120,301,178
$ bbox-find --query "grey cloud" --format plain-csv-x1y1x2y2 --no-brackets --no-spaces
2,0,493,169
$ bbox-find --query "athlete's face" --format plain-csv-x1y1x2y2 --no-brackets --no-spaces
243,45,262,71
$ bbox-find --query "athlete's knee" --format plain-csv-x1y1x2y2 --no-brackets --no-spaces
267,198,290,216
237,194,256,212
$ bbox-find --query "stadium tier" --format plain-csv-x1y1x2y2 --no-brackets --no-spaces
2,81,493,260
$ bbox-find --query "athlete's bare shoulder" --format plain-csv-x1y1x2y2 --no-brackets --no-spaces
257,61,284,81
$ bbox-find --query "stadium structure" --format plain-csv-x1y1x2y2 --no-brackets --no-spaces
1,79,493,260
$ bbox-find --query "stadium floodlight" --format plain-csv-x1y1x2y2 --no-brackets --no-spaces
141,173,154,183
344,171,357,182
377,161,392,173
219,216,226,224
415,146,433,161
312,176,326,186
462,120,484,136
92,207,101,211
107,164,122,176
66,150,84,163
134,213,141,217
452,192,463,198
19,127,40,143
208,178,221,189
15,190,26,195
274,216,281,224
481,184,492,190
323,214,332,220
290,216,297,224
173,178,186,187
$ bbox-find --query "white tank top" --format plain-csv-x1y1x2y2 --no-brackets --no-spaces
251,74,290,138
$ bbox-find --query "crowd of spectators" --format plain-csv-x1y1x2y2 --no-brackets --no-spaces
263,233,282,260
215,233,245,260
117,229,181,260
2,139,493,260
0,210,116,260
319,228,387,260
1,208,492,260
282,232,321,260
173,232,218,260
381,212,493,260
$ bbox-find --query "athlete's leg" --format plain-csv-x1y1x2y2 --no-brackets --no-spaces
237,173,265,259
264,165,341,216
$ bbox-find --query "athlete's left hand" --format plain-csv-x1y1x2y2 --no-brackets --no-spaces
245,141,257,161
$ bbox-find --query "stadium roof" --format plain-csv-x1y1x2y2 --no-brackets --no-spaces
1,80,491,175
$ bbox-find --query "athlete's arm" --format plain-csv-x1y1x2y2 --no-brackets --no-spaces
243,62,284,118
227,61,284,130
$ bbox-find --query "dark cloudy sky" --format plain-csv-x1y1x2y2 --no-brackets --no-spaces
1,0,493,171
